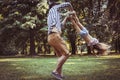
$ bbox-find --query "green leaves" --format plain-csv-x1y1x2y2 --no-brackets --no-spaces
36,0,48,15
0,14,3,20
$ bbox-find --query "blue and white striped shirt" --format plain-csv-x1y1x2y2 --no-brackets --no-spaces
47,2,72,34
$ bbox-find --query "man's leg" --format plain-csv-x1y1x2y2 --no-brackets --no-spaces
48,33,70,79
53,54,69,75
53,47,69,75
52,36,70,75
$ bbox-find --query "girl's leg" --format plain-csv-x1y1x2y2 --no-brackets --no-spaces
70,18,91,42
70,16,99,46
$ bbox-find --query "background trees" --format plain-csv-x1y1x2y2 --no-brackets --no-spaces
0,0,48,55
69,0,120,54
0,0,119,56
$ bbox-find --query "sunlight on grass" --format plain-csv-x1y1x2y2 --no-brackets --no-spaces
101,55,120,58
21,75,40,79
0,58,29,62
65,62,76,64
50,58,82,64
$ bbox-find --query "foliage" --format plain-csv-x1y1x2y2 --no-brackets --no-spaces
0,0,119,55
0,0,48,55
67,0,120,53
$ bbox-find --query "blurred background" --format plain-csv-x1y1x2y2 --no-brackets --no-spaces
0,0,119,56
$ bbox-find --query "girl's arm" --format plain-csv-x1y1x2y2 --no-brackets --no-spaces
61,15,69,26
70,16,98,45
72,13,85,30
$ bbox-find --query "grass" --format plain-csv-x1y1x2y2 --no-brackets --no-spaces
0,55,120,80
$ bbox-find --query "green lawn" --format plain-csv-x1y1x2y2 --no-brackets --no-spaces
0,55,120,80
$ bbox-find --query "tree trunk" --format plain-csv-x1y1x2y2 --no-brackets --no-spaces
108,0,120,53
69,33,77,55
87,45,92,55
118,37,120,53
115,34,120,54
29,28,36,55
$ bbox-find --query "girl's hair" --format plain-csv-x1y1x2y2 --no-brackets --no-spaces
92,43,110,55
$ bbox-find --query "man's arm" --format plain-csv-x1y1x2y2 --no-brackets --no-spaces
61,16,69,26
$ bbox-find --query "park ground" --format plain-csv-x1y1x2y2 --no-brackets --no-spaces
0,54,120,80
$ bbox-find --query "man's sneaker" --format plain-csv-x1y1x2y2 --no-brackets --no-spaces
51,72,63,80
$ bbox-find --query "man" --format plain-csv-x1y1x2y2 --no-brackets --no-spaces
47,0,73,79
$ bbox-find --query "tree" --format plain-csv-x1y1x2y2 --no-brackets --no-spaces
0,0,49,55
0,0,119,56
107,0,120,53
68,0,114,54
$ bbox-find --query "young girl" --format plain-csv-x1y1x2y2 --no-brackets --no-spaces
67,11,110,56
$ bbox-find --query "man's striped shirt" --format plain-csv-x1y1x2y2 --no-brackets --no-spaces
47,2,72,34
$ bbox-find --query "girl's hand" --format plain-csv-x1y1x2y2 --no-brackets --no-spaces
67,11,76,16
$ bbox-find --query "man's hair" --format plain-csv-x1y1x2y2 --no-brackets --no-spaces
47,0,60,5
47,0,60,9
64,0,70,2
